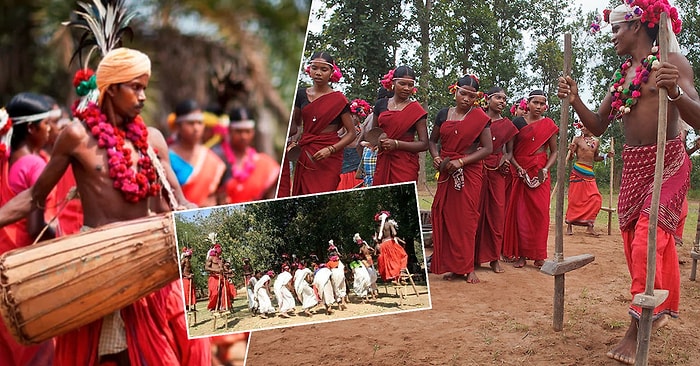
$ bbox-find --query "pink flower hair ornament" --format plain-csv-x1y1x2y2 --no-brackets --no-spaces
304,61,343,83
509,98,529,115
349,99,373,118
380,69,396,91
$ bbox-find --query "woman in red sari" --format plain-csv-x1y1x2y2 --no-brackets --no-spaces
475,87,519,273
503,90,558,269
429,75,493,284
287,51,355,195
371,66,428,185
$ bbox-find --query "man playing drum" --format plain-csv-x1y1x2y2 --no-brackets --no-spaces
0,48,210,365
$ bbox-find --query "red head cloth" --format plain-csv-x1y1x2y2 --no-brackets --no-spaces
96,47,151,105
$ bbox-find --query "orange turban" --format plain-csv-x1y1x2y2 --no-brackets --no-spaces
96,47,151,105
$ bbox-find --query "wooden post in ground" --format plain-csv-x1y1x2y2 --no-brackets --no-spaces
539,33,595,332
691,202,700,281
633,12,670,366
601,137,616,235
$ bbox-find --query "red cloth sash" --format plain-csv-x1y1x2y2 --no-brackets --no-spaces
512,118,558,157
373,101,427,185
292,91,348,195
618,136,690,233
225,152,280,203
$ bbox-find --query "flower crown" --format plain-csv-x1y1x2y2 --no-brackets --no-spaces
590,0,682,35
349,99,373,118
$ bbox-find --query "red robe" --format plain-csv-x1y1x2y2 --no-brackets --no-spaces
619,137,689,319
373,101,428,185
502,118,558,261
224,152,280,204
182,277,196,307
430,108,490,275
292,91,348,195
377,238,408,281
54,281,211,365
207,274,235,311
277,156,292,198
565,162,602,226
475,117,518,264
0,154,56,366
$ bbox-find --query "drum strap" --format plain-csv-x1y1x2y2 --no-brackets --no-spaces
147,145,179,210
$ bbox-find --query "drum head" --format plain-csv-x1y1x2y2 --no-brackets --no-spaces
286,144,301,162
365,127,386,147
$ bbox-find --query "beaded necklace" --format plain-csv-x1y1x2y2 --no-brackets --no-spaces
608,47,659,122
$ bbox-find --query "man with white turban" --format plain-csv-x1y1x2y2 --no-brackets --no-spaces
0,47,206,365
558,1,700,363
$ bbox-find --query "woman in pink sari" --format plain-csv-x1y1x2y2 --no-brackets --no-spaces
287,51,356,195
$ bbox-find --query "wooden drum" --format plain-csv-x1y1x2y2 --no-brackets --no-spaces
0,213,178,344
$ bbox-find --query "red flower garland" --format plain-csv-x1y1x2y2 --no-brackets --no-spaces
73,102,161,202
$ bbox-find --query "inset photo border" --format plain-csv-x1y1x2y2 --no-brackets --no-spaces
174,182,431,337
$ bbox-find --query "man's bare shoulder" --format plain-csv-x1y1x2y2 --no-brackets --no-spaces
61,120,88,141
52,120,89,155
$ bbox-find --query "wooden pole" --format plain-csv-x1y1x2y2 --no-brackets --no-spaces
608,136,615,235
635,12,669,366
690,202,700,281
552,33,572,332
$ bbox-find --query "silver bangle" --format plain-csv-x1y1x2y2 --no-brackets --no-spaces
667,86,684,102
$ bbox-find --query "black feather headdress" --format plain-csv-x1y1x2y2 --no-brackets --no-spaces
63,0,136,69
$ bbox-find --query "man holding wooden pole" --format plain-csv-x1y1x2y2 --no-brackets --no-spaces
558,1,700,364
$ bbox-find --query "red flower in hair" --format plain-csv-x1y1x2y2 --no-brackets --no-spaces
380,69,395,91
73,69,94,87
603,9,612,23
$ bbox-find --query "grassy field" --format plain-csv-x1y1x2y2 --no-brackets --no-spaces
417,182,700,247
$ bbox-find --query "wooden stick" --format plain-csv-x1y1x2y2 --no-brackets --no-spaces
608,136,615,235
635,12,669,366
552,32,572,332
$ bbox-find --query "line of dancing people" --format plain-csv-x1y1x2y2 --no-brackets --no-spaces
183,211,411,321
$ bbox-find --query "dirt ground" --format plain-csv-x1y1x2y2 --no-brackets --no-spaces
245,216,700,365
187,281,430,338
